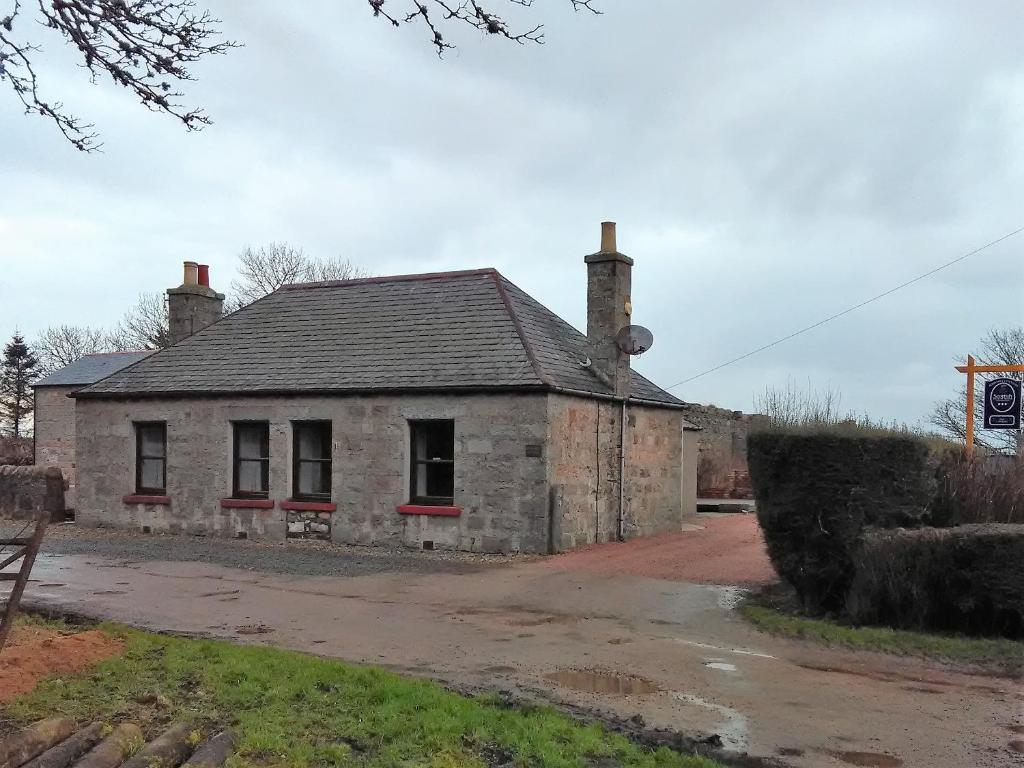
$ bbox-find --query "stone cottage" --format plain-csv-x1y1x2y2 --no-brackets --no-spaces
33,350,153,510
72,224,699,553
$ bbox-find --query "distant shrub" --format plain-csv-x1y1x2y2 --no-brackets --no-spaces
932,450,1024,526
849,525,1024,639
748,431,937,614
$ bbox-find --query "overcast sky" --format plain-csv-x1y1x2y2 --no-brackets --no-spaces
2,1,1022,425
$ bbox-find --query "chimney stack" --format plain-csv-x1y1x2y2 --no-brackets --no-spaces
167,261,224,345
584,222,633,398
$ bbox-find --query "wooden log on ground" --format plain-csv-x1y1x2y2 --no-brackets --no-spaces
180,732,234,768
0,718,76,768
72,724,142,768
21,723,104,768
119,724,196,768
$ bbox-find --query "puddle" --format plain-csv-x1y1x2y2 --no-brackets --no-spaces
1008,725,1024,735
36,583,65,588
92,590,127,595
508,614,576,627
546,670,660,695
1010,740,1024,753
672,693,748,751
705,661,738,673
714,586,748,610
675,639,775,659
235,624,274,635
825,750,903,767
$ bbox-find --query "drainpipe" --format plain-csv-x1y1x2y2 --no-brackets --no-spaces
617,397,627,542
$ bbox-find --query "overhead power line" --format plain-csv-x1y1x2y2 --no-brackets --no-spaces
665,225,1024,391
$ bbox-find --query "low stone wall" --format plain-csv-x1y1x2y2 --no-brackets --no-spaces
0,465,65,521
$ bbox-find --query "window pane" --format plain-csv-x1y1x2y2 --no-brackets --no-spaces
423,422,454,461
140,458,164,491
412,421,454,462
298,461,330,496
237,460,265,494
237,423,268,460
425,463,454,499
297,423,330,460
140,425,165,457
414,462,428,498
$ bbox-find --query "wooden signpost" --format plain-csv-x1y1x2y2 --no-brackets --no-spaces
955,355,1024,452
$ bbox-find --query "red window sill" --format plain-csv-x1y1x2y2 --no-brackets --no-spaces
220,498,275,510
122,494,170,505
281,500,337,512
397,504,461,517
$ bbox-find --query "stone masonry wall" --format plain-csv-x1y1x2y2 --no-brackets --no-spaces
0,465,65,521
546,393,688,550
33,385,79,508
622,405,685,538
75,392,551,553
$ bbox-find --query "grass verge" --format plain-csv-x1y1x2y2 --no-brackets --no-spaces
4,621,724,768
739,601,1024,676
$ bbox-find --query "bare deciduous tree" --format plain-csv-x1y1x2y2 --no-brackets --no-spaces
229,243,370,310
33,324,109,375
107,292,171,350
0,0,238,151
368,0,600,55
930,327,1024,453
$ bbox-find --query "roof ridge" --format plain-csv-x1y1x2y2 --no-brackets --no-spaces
282,268,498,291
489,272,552,388
82,349,153,357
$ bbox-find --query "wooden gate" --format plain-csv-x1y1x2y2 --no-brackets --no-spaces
0,512,50,653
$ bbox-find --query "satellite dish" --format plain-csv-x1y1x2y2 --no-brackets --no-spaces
615,325,654,355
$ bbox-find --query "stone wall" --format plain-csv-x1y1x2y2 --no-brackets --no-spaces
75,392,550,553
33,385,79,508
684,403,769,497
547,393,689,550
0,465,65,521
622,404,685,538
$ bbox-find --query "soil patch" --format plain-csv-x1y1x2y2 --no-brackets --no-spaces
0,624,124,703
546,514,776,585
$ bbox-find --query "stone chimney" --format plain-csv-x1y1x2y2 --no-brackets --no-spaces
167,261,224,345
584,222,633,398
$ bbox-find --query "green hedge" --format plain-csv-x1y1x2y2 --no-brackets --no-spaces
848,525,1024,639
748,431,936,614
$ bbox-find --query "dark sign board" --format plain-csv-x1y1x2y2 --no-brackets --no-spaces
983,378,1022,429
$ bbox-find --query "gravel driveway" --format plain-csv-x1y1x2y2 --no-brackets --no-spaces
1,521,512,578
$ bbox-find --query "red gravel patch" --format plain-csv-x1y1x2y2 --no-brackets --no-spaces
546,513,777,585
0,624,124,703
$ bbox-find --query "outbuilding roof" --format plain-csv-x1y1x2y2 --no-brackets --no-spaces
75,269,688,411
33,350,154,388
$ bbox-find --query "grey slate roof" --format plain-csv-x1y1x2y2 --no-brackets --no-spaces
33,351,154,388
76,269,687,410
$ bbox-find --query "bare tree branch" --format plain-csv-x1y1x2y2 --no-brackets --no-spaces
367,0,600,56
107,292,171,350
0,0,238,151
33,324,109,375
228,243,371,311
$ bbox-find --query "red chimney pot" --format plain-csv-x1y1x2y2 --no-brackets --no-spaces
197,264,210,287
